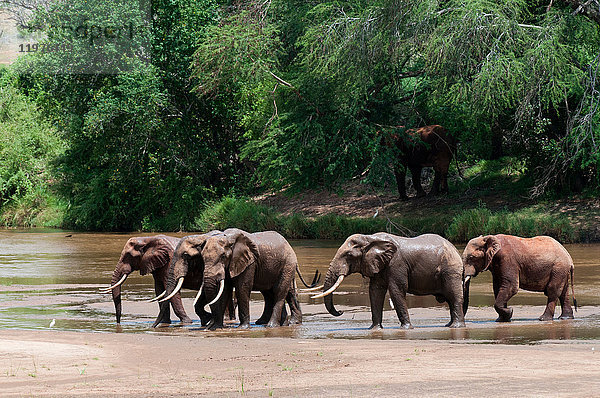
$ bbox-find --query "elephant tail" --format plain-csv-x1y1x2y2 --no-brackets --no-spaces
463,277,471,317
296,266,321,288
570,264,578,312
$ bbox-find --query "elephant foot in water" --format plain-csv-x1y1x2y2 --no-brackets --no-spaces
495,307,513,322
445,320,466,328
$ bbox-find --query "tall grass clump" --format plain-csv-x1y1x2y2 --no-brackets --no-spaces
194,197,282,233
308,214,389,240
194,197,399,239
446,205,575,243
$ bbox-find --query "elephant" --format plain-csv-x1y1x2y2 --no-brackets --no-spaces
462,234,577,322
313,233,468,329
100,235,191,326
150,230,236,328
154,228,319,329
189,229,304,329
390,125,456,200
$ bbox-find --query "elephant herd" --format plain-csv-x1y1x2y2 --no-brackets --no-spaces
102,228,577,330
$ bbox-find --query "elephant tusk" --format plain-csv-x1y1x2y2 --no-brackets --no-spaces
299,284,324,292
311,275,344,299
159,278,184,303
148,290,166,303
205,279,225,308
464,275,471,287
99,274,127,292
192,283,204,307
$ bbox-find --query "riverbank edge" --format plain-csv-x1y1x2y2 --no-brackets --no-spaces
3,195,596,244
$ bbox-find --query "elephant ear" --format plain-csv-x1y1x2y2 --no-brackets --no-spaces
363,238,397,277
483,235,500,271
140,236,172,275
228,233,258,278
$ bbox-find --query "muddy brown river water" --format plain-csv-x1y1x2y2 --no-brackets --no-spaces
1,230,599,343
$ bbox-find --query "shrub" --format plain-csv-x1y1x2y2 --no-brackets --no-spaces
446,205,575,243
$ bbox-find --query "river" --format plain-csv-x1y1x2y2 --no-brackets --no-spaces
1,230,599,343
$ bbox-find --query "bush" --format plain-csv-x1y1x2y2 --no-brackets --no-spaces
194,197,282,233
446,204,575,243
194,197,397,239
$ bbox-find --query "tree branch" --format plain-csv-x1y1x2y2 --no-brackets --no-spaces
560,0,600,25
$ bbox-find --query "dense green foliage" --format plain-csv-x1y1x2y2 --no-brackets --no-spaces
0,70,65,227
193,0,600,192
0,0,598,232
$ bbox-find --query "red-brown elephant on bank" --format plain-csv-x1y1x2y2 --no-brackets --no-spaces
390,125,456,200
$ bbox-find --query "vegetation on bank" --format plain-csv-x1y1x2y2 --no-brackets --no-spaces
194,197,578,243
0,71,66,228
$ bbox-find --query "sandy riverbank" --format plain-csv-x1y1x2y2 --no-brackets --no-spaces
1,329,599,397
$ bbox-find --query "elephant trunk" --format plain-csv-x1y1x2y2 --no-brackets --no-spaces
323,269,344,317
463,277,471,317
202,276,225,327
110,262,131,324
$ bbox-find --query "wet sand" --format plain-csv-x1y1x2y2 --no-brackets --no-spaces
2,327,599,397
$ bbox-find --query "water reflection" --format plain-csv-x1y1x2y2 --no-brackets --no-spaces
0,230,599,343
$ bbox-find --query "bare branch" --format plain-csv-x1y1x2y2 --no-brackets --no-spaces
560,0,600,25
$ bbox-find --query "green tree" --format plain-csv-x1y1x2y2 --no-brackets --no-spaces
14,0,254,230
0,69,65,225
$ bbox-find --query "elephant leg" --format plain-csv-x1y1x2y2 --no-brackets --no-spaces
368,277,387,329
256,290,274,325
430,170,441,196
558,277,574,320
224,289,237,321
440,169,450,194
394,165,408,200
266,278,293,328
443,277,465,328
166,289,192,325
539,296,558,321
153,279,171,325
207,281,233,330
266,296,287,328
286,286,302,325
493,283,518,322
207,298,226,330
235,279,252,329
410,166,426,197
388,282,412,329
542,268,569,321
